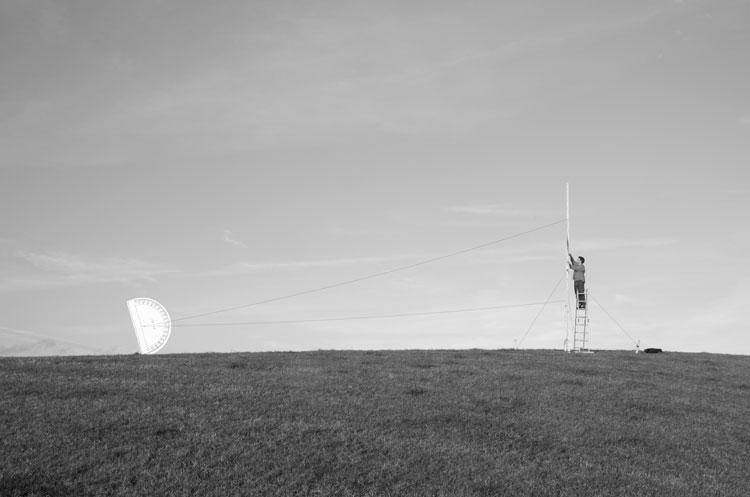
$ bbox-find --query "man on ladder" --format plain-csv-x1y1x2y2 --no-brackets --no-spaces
568,253,586,309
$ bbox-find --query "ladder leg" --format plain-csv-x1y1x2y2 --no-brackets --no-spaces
572,296,589,352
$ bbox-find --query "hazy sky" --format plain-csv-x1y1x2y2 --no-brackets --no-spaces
2,0,749,356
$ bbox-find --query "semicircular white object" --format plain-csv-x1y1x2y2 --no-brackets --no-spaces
126,298,171,354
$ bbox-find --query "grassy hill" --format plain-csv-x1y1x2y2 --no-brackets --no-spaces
2,349,750,496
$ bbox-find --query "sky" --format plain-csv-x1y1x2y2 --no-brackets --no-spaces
1,0,749,356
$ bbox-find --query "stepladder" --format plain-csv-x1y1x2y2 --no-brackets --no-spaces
573,290,591,353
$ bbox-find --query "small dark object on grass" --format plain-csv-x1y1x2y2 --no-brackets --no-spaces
644,348,663,354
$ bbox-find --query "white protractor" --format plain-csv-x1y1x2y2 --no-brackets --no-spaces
126,298,171,354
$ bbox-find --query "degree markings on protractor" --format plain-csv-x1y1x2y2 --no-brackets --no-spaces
126,298,171,354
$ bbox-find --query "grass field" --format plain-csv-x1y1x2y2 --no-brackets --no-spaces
2,349,750,496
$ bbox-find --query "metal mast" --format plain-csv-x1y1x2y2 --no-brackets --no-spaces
565,183,571,352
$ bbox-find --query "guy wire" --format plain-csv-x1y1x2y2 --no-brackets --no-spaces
171,218,566,323
171,300,565,327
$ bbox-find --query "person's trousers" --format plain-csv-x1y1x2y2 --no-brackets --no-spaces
574,280,586,308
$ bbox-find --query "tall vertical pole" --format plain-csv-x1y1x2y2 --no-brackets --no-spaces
566,183,570,253
565,183,571,352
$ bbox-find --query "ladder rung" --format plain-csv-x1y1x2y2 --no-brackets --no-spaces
572,290,589,353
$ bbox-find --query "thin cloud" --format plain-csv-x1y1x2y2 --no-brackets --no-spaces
5,250,178,291
222,229,248,249
0,325,102,356
199,236,677,279
740,115,750,126
688,278,750,327
575,237,678,251
447,204,556,217
614,293,636,305
197,253,427,277
466,237,678,264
